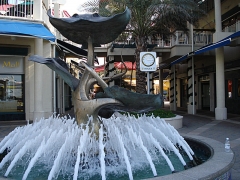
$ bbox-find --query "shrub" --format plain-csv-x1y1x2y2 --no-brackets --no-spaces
121,109,176,118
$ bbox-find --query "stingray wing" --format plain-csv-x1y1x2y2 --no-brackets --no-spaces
47,8,131,45
96,86,163,113
29,55,79,91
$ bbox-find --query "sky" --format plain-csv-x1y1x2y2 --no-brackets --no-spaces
60,0,105,66
62,0,88,15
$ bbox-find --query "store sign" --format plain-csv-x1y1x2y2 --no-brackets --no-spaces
0,57,24,74
140,52,157,72
2,61,20,68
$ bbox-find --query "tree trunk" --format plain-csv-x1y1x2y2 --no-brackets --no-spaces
135,36,148,94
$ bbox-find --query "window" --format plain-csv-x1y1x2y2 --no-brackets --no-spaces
227,80,232,98
0,75,24,112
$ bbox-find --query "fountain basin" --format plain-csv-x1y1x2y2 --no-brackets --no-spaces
0,118,234,180
148,135,235,180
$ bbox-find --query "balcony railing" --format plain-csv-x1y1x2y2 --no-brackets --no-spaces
155,30,213,47
0,0,33,19
0,0,70,19
1,0,238,48
223,20,240,32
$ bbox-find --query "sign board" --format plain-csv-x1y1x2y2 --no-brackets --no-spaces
140,52,157,72
0,57,24,74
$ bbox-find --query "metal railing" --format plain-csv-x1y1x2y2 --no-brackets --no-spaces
1,0,237,49
223,20,240,32
155,30,213,47
0,0,33,19
0,0,70,19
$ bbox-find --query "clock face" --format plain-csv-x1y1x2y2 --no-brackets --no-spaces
142,53,155,67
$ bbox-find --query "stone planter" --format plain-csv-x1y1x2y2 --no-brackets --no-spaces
163,115,183,129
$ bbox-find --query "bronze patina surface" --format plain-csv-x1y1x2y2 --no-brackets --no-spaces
30,8,162,135
47,8,131,45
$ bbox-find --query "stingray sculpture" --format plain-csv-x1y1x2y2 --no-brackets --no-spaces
29,8,163,135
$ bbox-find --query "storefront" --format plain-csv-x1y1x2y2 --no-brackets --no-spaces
225,59,240,114
0,56,25,120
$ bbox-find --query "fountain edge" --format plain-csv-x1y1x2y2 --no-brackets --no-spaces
145,135,235,180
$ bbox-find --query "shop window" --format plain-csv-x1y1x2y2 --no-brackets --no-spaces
227,80,232,98
0,75,24,112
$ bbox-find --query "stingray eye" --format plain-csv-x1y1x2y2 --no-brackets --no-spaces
72,14,79,17
92,13,100,17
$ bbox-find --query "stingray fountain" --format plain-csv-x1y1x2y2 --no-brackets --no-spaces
0,7,224,180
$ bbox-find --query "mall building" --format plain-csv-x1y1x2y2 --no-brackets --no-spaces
0,0,239,122
0,0,71,121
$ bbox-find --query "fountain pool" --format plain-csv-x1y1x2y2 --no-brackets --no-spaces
0,115,216,180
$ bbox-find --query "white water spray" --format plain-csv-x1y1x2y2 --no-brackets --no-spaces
0,114,195,180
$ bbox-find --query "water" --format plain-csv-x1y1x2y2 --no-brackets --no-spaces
0,114,203,180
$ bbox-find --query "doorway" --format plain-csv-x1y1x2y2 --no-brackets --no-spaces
180,79,187,108
201,82,210,110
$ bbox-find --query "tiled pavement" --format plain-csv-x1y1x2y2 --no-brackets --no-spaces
0,104,240,180
171,109,240,180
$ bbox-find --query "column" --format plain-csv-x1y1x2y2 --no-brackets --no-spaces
158,57,164,105
52,44,57,113
209,72,215,112
108,55,115,87
54,3,65,114
149,72,154,94
214,0,227,120
34,38,44,121
33,0,42,20
176,78,181,107
187,58,196,114
54,3,61,38
170,65,176,111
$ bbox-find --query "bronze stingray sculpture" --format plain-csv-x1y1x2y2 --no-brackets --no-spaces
29,8,162,135
47,8,131,46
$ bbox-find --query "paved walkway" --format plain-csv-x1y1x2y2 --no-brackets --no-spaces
0,104,240,179
168,107,240,180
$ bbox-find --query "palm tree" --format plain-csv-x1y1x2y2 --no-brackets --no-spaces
81,0,205,94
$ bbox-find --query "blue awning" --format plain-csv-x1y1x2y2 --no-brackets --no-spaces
0,20,55,42
171,30,240,65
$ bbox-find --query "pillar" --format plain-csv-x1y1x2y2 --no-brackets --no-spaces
214,0,227,120
33,0,42,20
170,65,177,111
34,38,44,121
54,3,61,37
149,72,154,94
108,55,115,87
53,2,65,114
176,78,181,107
158,57,164,106
209,72,215,112
187,58,196,114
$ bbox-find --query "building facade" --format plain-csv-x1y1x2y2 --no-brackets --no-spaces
93,0,240,118
0,0,58,121
0,0,239,122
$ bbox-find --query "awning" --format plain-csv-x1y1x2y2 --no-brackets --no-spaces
95,62,136,72
171,30,240,65
57,39,99,63
95,65,105,72
114,62,136,70
57,39,88,57
0,20,55,42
